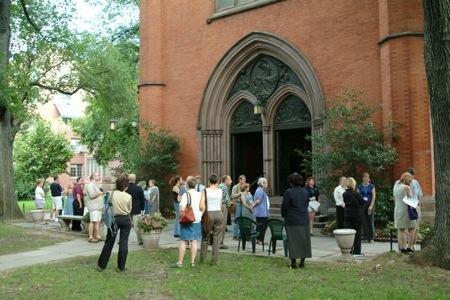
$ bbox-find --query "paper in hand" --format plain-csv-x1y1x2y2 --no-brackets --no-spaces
309,200,320,211
402,196,419,208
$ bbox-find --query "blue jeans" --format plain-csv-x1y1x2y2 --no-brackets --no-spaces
173,201,180,236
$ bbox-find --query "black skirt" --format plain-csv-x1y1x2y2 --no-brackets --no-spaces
286,225,312,259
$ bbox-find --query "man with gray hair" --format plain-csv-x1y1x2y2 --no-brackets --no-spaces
126,173,146,245
253,177,270,244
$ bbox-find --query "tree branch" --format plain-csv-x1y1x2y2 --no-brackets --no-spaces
31,81,81,95
111,24,139,42
19,0,41,32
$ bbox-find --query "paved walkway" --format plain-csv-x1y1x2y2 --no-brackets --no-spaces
0,221,396,272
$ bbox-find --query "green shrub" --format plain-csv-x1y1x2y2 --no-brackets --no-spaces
375,184,395,225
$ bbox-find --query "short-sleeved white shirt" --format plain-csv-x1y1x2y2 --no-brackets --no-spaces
180,189,202,223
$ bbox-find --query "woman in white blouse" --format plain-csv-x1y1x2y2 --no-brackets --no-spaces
199,174,224,266
34,179,45,210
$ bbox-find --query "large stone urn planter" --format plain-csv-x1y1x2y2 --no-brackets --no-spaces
333,229,356,260
141,231,161,250
30,210,51,223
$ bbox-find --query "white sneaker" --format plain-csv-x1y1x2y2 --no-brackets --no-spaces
54,218,59,222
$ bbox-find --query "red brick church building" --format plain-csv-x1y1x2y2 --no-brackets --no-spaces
139,0,434,220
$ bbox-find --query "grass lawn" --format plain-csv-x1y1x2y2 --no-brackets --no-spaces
0,223,74,256
18,198,53,214
0,249,448,299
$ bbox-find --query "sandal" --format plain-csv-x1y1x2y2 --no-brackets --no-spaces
88,238,99,243
171,262,183,268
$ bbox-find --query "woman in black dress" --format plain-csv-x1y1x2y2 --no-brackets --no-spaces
281,173,312,269
305,177,320,235
343,177,365,256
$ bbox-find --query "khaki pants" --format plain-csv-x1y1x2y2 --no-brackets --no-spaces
200,211,224,264
220,204,228,245
132,214,143,244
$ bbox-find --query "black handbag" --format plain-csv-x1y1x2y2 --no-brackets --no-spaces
407,205,418,220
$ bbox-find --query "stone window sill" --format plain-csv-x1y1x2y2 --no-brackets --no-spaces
207,0,282,24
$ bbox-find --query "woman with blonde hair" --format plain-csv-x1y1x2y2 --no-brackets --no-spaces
343,177,365,256
63,182,74,216
34,179,45,210
393,172,417,253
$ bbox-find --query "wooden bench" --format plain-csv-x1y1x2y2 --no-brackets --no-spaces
58,215,83,231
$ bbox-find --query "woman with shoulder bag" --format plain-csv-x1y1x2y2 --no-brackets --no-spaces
172,176,205,268
97,176,132,272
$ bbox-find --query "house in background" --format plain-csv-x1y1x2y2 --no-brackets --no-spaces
37,92,113,188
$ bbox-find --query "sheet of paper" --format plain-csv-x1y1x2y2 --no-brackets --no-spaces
402,196,419,208
309,200,320,211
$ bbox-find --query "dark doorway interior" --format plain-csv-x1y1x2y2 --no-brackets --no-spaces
231,131,263,195
276,128,311,195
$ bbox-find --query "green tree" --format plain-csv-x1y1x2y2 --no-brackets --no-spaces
422,0,450,269
14,119,73,185
70,37,140,169
0,0,80,218
134,127,181,186
302,90,398,223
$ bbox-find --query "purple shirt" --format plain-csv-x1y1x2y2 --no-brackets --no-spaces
73,184,84,206
253,187,270,218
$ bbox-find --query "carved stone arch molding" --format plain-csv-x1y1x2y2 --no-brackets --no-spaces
198,32,325,182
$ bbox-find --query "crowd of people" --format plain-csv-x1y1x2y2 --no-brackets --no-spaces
32,166,422,271
33,173,160,243
332,168,422,256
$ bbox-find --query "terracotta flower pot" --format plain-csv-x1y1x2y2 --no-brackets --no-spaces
333,229,356,260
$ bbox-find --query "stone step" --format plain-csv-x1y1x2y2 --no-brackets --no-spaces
314,214,329,223
313,222,327,229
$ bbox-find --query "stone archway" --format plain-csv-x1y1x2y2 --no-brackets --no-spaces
198,32,325,188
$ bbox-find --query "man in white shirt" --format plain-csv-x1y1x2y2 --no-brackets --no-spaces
87,173,104,242
333,176,347,229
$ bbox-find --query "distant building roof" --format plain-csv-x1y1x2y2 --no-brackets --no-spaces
53,94,85,119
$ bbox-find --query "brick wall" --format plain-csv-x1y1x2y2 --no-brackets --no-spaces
139,0,434,220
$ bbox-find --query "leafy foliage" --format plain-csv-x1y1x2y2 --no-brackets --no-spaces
1,0,80,124
134,127,181,186
301,90,398,222
137,213,168,233
71,38,139,167
13,120,73,184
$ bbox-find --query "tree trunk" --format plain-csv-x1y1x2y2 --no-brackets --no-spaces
422,0,450,268
0,0,22,219
0,110,22,219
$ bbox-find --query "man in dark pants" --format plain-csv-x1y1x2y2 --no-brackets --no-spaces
72,177,84,231
126,173,145,245
98,176,132,272
333,176,347,229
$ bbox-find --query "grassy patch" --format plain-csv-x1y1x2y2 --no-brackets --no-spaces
0,223,73,256
18,198,53,214
0,249,448,299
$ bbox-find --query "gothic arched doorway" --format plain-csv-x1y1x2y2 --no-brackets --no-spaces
198,32,325,192
274,95,312,194
230,101,263,193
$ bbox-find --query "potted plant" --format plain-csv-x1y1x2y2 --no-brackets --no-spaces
137,212,168,249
